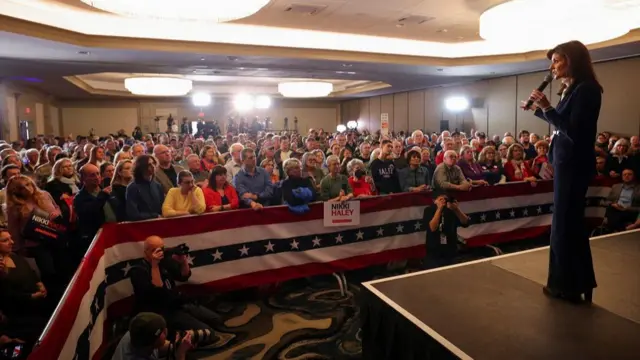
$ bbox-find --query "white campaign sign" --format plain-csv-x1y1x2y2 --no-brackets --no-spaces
381,113,389,136
323,201,361,227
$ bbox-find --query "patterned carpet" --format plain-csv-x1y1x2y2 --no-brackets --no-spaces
190,277,364,360
106,236,550,360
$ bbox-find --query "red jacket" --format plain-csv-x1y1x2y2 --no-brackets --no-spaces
349,176,374,197
503,160,533,181
203,185,239,211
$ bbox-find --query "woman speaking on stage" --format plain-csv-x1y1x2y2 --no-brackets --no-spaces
522,40,602,303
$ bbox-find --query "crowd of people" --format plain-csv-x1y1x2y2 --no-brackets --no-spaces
0,123,639,358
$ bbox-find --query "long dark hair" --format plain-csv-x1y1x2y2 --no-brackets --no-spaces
133,154,155,182
207,165,227,191
546,40,603,96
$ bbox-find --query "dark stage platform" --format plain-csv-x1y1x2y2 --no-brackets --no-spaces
361,230,640,360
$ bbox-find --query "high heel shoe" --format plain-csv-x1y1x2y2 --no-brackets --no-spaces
583,289,593,303
542,286,585,304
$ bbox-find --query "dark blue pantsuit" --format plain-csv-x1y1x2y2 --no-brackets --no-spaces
535,80,601,295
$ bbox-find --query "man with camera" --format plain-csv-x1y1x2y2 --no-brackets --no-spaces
111,312,192,360
422,190,470,269
129,236,218,346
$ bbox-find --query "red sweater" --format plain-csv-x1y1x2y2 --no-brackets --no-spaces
349,176,374,197
503,160,533,181
203,185,239,211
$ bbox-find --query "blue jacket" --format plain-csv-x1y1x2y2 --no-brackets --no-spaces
125,180,165,221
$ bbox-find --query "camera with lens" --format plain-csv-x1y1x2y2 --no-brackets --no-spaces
164,243,190,257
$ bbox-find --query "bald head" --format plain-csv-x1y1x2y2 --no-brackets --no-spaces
144,236,164,251
153,144,171,167
79,163,101,189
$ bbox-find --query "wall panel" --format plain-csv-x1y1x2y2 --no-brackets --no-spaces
516,71,553,137
408,91,425,132
62,108,138,136
358,99,371,131
393,92,409,132
486,76,517,137
369,96,381,132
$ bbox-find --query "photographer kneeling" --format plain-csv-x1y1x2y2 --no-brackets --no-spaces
422,190,470,269
129,236,218,347
112,312,192,360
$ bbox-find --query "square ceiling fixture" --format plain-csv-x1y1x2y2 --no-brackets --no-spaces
397,15,436,25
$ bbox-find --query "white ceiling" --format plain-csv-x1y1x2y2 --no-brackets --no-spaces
2,0,639,58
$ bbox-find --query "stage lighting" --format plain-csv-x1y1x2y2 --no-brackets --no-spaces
255,95,272,109
445,97,469,112
192,93,211,107
234,94,254,112
347,120,358,129
337,124,347,133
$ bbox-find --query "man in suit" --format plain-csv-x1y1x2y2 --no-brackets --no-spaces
605,168,640,231
153,145,184,194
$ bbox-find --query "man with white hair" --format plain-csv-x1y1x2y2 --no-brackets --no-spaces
225,143,245,183
411,130,425,149
432,150,471,192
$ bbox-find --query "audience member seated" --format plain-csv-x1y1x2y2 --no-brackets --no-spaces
0,228,52,346
224,143,244,183
183,154,208,186
530,140,553,180
280,158,316,213
432,150,472,192
111,312,193,360
604,168,640,231
100,162,115,188
320,155,354,201
606,138,632,178
129,236,218,345
503,144,536,182
34,146,62,187
399,149,430,193
153,145,184,195
300,152,323,190
233,148,274,210
259,159,279,185
0,165,21,226
457,145,489,185
477,146,505,185
370,140,401,194
74,164,114,257
203,166,239,212
595,156,608,178
347,159,375,197
126,155,165,221
5,175,63,293
162,171,205,218
435,138,455,165
108,160,133,222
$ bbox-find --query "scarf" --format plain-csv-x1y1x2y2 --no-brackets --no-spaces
59,176,80,194
511,160,524,179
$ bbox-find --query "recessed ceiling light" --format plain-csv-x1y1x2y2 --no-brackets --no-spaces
457,36,464,40
200,58,206,61
227,56,239,61
78,51,90,55
437,68,444,72
347,71,356,75
396,24,405,28
342,64,352,68
436,29,448,33
236,67,247,70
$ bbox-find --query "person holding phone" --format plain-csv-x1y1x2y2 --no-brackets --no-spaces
422,190,469,269
521,40,602,303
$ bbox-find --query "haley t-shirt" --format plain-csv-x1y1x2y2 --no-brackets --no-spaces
369,159,401,194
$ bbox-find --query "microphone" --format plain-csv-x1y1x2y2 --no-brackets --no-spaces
525,74,553,109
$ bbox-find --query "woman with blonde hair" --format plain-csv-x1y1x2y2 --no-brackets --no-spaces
606,138,631,178
503,143,536,182
5,175,63,294
44,158,79,228
477,146,505,185
108,159,133,222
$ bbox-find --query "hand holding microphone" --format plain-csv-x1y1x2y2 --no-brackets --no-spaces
521,74,553,111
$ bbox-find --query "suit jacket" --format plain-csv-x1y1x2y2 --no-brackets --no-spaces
535,80,601,172
154,164,184,195
607,183,640,212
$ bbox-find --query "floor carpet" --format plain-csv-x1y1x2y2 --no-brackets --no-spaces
106,235,551,360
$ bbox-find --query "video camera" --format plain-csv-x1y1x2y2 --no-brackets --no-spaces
164,243,190,257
